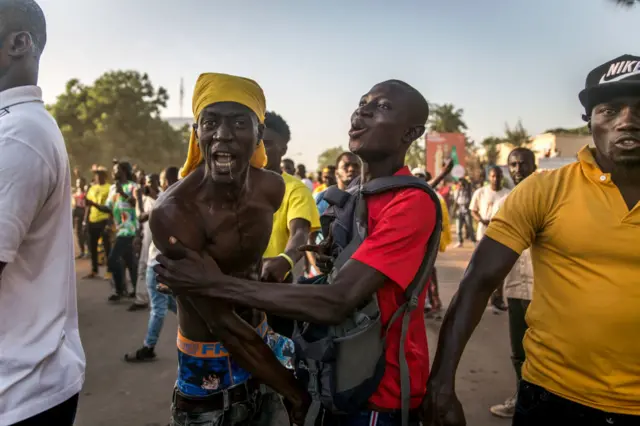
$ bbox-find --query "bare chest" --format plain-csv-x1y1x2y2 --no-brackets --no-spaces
197,200,274,275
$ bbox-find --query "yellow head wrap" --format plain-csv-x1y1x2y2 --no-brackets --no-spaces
181,73,268,178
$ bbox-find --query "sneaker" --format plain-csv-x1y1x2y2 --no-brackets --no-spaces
491,295,508,313
127,303,148,312
83,272,98,279
103,272,112,280
490,394,517,418
454,242,463,248
108,294,121,302
124,346,156,363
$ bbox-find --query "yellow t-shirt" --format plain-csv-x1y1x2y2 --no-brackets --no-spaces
313,183,327,195
437,193,451,252
264,173,321,258
485,146,640,415
86,183,111,223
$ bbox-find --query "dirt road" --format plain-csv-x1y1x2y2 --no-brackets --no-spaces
73,246,515,426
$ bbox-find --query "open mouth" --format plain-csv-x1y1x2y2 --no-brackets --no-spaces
349,119,368,139
614,136,640,150
212,152,237,173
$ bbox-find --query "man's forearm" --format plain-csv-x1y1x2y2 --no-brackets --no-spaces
429,238,519,389
184,296,306,404
428,278,495,388
202,276,345,324
471,210,482,223
190,261,384,325
93,204,112,214
284,220,311,264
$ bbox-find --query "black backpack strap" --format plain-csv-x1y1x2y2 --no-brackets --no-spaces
363,175,443,426
323,185,351,208
361,175,432,196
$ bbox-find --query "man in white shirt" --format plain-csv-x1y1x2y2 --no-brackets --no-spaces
0,2,85,425
469,166,511,241
470,165,511,311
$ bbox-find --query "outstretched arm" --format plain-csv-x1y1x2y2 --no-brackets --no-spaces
150,200,307,410
156,189,437,326
428,158,453,188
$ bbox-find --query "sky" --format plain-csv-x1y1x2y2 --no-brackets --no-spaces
37,0,638,169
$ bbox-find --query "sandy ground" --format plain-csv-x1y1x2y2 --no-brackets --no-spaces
72,245,515,426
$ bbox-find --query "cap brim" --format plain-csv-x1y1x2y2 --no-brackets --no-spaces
579,80,640,111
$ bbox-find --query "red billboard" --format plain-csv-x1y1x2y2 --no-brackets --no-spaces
425,132,466,177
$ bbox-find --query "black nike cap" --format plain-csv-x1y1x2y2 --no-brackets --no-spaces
579,54,640,117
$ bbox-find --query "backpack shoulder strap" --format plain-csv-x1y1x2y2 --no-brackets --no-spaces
363,175,443,426
361,175,431,195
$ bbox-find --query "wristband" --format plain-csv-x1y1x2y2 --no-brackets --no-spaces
278,253,295,271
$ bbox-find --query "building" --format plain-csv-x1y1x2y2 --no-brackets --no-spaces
165,117,192,131
494,132,592,169
529,132,593,160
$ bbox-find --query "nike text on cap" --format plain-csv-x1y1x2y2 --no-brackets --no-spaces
579,54,640,114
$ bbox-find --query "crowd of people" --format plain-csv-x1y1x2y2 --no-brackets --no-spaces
1,2,639,426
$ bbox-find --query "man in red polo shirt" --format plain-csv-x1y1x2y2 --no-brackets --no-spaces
154,79,436,426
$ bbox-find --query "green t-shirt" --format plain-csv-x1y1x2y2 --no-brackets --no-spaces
105,181,139,237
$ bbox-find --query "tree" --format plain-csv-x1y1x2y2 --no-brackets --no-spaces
317,146,345,170
405,138,425,169
543,125,590,136
503,120,530,147
48,70,187,175
481,136,502,166
611,0,639,6
428,103,468,134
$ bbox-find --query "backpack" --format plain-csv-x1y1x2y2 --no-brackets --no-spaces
293,175,443,426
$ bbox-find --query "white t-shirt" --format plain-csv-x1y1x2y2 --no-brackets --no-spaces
301,178,313,192
0,86,85,425
469,185,511,241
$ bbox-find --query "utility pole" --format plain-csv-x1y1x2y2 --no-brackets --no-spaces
179,77,184,118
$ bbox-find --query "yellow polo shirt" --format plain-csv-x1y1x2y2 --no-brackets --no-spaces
264,173,321,258
485,146,640,415
86,183,111,223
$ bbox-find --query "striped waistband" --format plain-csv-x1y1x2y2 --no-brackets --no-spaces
177,313,269,359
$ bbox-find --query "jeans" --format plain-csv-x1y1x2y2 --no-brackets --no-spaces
325,410,420,426
12,394,79,426
88,220,111,274
513,381,640,425
455,212,476,244
507,298,530,384
108,235,138,295
145,263,177,348
170,388,290,426
73,208,86,255
134,234,152,305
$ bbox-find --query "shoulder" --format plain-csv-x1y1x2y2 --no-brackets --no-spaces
151,191,204,256
376,187,437,225
252,168,285,209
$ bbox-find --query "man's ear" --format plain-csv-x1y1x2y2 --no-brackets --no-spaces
8,32,34,57
404,125,426,144
257,123,264,144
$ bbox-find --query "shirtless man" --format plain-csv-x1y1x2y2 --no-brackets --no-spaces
155,79,439,426
150,73,306,425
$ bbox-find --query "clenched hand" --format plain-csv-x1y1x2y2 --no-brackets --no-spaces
154,236,221,295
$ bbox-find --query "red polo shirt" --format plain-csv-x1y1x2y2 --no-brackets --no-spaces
351,166,436,410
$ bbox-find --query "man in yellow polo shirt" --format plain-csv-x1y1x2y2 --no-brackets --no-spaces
84,166,112,279
424,55,640,425
261,111,320,338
